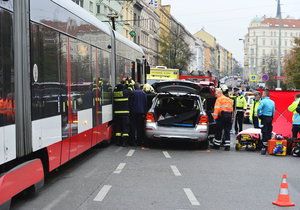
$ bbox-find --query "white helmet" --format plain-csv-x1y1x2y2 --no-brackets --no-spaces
220,84,228,92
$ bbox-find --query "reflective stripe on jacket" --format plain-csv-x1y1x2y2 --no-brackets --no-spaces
288,99,300,125
113,88,130,116
213,95,233,120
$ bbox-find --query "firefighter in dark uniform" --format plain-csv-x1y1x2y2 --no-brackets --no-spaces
113,83,131,147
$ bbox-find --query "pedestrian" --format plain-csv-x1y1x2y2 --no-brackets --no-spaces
212,88,234,151
257,89,275,155
234,90,247,134
250,91,261,128
113,82,131,147
288,93,300,139
131,82,148,147
143,83,156,111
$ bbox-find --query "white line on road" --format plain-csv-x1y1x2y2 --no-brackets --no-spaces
163,151,171,158
113,163,126,174
115,147,123,153
94,185,112,202
170,165,182,176
126,149,135,157
183,188,200,206
42,190,70,210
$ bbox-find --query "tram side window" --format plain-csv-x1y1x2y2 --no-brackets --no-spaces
0,9,14,127
30,23,60,121
70,40,92,111
101,51,112,105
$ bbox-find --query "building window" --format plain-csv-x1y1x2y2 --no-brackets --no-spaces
263,31,265,36
73,0,83,7
89,1,93,12
97,5,100,14
285,32,287,37
262,49,266,55
262,38,265,46
291,32,293,37
250,48,254,55
134,13,137,25
285,40,288,46
274,32,276,37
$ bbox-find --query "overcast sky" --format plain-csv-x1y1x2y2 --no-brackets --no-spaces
162,0,300,63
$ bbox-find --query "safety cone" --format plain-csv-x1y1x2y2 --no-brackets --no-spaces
272,174,295,207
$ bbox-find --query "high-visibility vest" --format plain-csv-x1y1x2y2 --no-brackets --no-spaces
288,99,300,125
236,95,247,109
250,100,260,121
213,95,234,119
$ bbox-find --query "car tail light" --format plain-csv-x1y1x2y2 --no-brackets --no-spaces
146,112,155,123
198,115,208,125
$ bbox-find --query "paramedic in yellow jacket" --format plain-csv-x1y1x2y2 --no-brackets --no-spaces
250,92,261,128
288,93,300,139
234,91,247,134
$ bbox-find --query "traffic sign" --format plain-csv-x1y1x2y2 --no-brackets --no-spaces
129,30,136,38
262,74,269,82
249,74,258,82
274,76,286,80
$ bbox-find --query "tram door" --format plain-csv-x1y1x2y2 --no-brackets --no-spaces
136,59,143,84
61,36,93,161
0,8,16,164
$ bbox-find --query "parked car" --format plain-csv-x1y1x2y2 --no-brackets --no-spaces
145,81,212,149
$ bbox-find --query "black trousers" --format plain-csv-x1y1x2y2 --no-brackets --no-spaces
235,110,244,133
292,125,300,139
214,112,232,147
132,113,146,145
114,115,130,144
253,116,259,128
260,116,273,147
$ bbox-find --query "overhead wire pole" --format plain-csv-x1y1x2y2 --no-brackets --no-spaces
276,0,282,89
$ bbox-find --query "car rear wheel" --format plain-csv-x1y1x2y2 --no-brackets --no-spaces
198,140,209,150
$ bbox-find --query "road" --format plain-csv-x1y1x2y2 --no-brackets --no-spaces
11,132,300,210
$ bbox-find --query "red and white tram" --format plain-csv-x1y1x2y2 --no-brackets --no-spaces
0,0,146,208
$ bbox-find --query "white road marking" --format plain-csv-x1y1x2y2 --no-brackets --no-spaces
113,163,126,174
163,151,171,158
84,168,98,178
183,188,200,206
115,147,123,153
126,149,135,157
42,190,70,210
94,185,112,202
170,165,182,176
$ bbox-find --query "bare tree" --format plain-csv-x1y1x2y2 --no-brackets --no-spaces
159,31,193,70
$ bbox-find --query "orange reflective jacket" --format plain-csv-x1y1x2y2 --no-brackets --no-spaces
213,95,233,120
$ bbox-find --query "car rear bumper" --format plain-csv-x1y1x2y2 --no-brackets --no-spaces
145,123,208,141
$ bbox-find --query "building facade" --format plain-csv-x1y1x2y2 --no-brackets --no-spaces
244,17,300,78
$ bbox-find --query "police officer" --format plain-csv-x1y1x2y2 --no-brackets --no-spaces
288,93,300,139
234,90,247,134
250,92,261,128
212,88,234,151
113,82,131,147
257,89,275,155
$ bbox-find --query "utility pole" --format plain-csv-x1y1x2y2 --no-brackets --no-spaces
276,0,282,89
107,14,119,30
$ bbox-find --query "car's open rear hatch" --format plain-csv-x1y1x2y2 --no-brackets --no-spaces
154,95,200,128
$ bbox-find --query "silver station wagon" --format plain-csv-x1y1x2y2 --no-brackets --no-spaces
145,81,212,149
